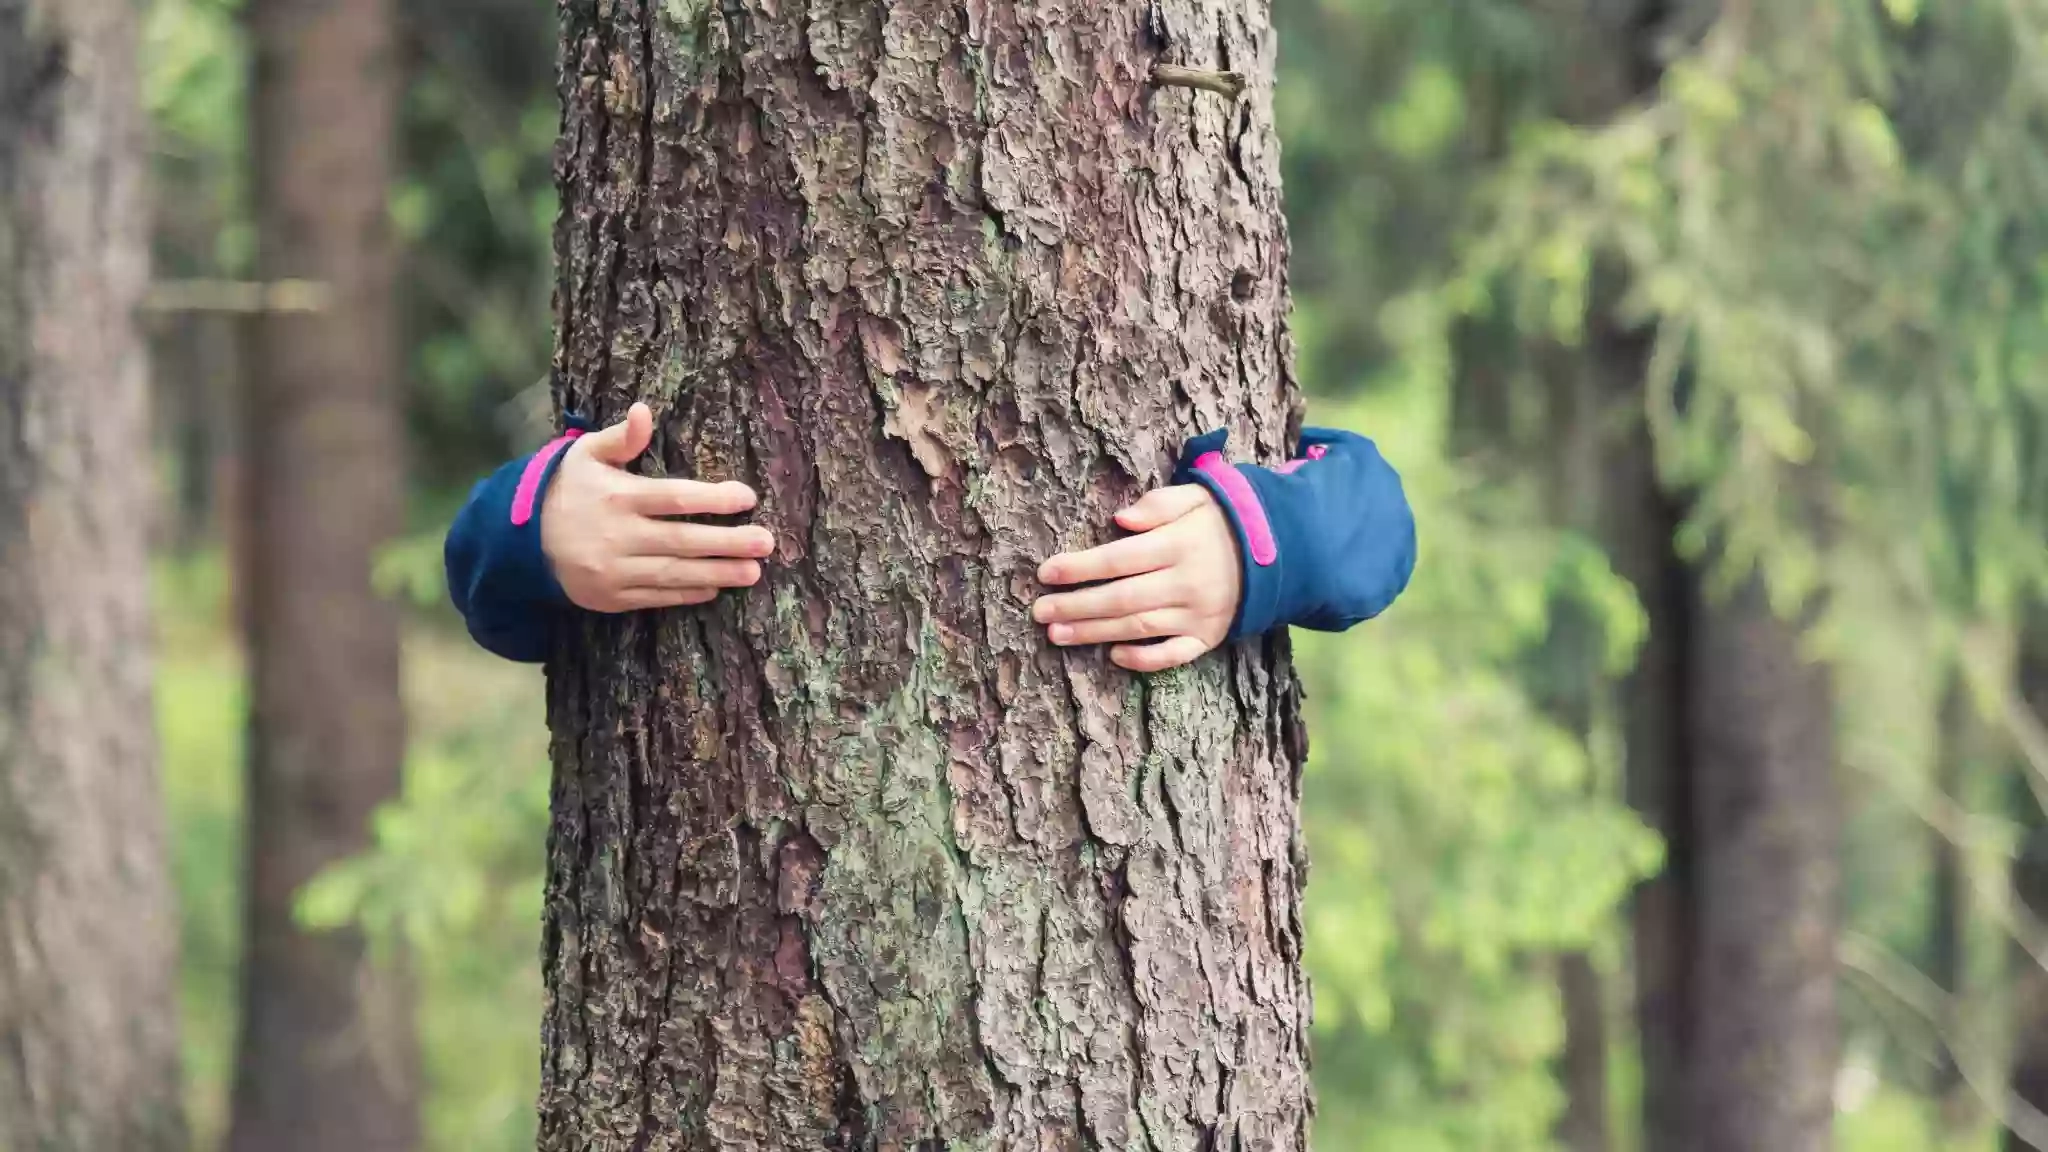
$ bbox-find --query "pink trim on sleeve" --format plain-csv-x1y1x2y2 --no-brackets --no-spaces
511,430,584,527
1276,443,1330,475
1193,451,1278,567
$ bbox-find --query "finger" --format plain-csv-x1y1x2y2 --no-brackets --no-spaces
1046,610,1191,647
1113,485,1213,533
582,402,656,466
617,557,763,590
627,520,776,559
619,474,760,518
1032,569,1186,625
1111,635,1211,673
1037,531,1178,586
612,586,723,611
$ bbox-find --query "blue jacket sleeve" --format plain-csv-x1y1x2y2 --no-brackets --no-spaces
1176,427,1417,640
443,424,586,662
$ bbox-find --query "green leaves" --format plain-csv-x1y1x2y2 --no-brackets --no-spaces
1295,387,1660,1148
294,633,554,1152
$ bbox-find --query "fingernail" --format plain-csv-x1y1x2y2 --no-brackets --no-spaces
1049,624,1073,644
1037,561,1061,584
1032,600,1052,624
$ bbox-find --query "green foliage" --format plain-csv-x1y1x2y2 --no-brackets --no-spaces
141,0,2048,1146
1455,0,2048,621
143,0,249,276
298,635,552,1152
398,0,563,491
1297,329,1660,1149
155,556,245,1150
158,550,553,1152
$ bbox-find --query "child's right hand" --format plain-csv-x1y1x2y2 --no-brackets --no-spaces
540,403,775,614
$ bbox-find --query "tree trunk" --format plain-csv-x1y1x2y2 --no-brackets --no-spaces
0,1,186,1148
1548,5,1695,1137
1588,309,1701,1152
1555,952,1612,1152
228,0,418,1149
1596,348,1841,1152
1554,3,1842,1145
1687,574,1839,1151
1932,668,1970,1123
540,1,1309,1148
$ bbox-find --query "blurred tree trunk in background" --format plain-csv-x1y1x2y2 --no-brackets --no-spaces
1545,3,1844,1148
1685,565,1840,1150
0,2,186,1148
540,0,1311,1146
1548,7,1693,1150
1931,669,1972,1127
1594,311,1843,1152
1590,309,1700,1152
1539,349,1613,1152
1591,191,1842,1152
227,0,418,1149
1553,953,1611,1152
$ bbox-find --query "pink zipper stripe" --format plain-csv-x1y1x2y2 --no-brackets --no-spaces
1193,451,1277,567
511,430,584,527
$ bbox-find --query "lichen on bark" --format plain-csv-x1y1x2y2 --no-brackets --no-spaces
542,0,1312,1147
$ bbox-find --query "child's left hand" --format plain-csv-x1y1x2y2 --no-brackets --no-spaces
1033,486,1242,672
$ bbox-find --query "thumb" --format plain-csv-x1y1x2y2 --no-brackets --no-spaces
581,402,654,466
1114,485,1212,533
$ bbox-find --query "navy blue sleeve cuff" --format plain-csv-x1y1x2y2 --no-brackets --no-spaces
443,416,590,663
1175,427,1417,640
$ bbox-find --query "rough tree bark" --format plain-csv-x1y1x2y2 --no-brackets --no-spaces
541,1,1310,1148
228,0,419,1149
0,1,186,1148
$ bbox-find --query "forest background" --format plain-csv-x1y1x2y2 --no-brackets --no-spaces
134,0,2048,1148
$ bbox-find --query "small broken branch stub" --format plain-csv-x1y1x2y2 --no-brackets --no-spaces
1149,65,1247,101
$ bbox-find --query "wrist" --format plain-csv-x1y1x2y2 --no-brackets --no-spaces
1174,430,1283,639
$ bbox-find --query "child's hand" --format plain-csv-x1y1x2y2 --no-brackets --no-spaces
1033,486,1242,672
541,403,775,613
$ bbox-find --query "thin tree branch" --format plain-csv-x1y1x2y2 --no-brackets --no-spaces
144,279,331,315
1841,933,2048,1149
2000,686,2048,820
1849,742,2048,970
1149,65,1246,101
